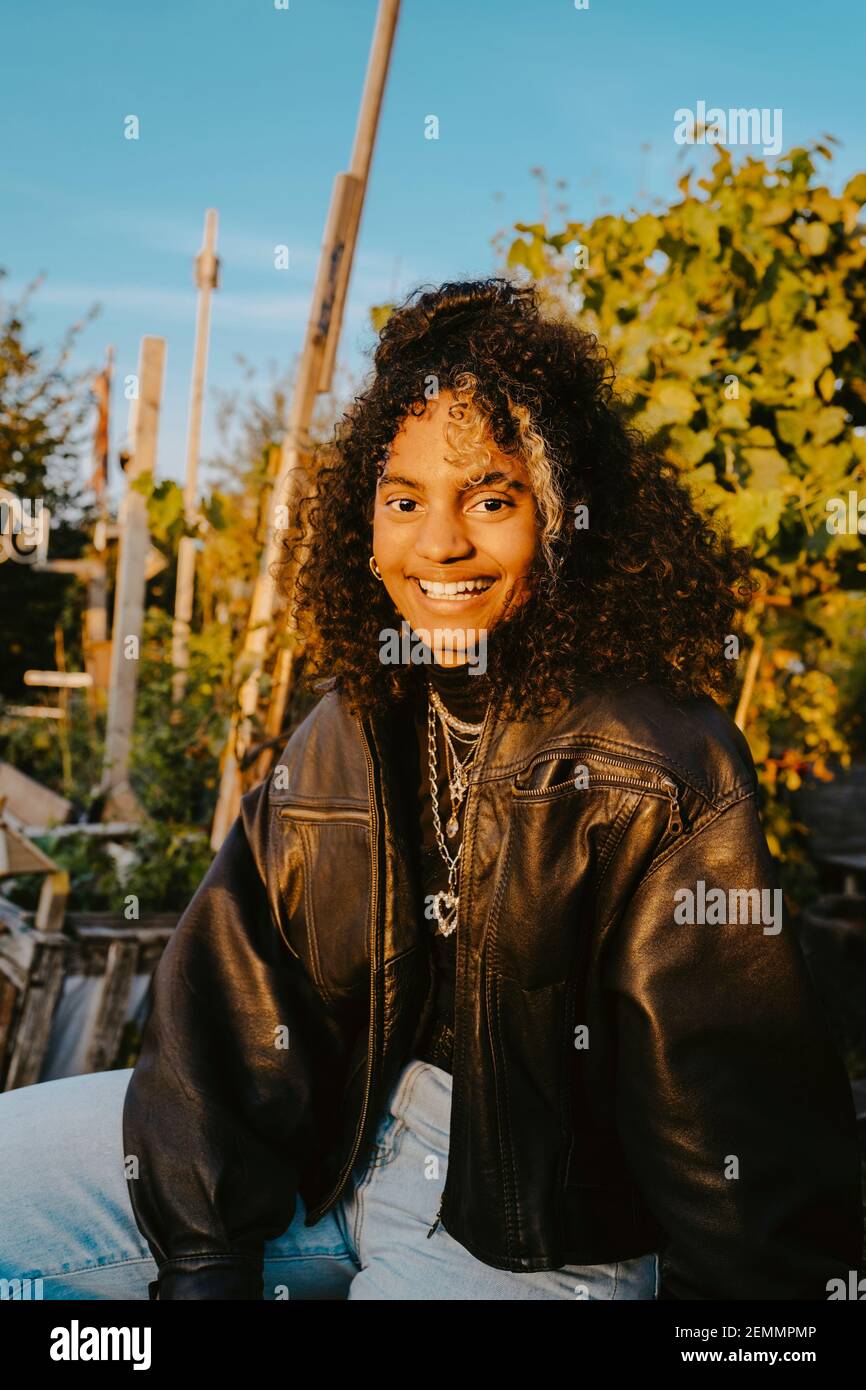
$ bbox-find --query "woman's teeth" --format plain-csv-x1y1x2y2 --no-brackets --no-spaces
417,578,493,599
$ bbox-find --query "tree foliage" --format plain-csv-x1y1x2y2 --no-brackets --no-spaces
505,141,866,873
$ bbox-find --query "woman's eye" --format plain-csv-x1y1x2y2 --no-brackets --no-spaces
470,495,513,514
382,494,513,515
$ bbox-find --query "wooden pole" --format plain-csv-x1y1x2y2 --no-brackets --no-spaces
99,336,166,820
85,562,108,647
172,210,220,707
735,631,764,733
86,345,113,682
53,624,73,797
210,0,402,849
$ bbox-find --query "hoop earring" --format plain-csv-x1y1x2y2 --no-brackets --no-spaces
369,555,383,581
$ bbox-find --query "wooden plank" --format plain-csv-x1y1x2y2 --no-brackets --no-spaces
16,821,138,839
67,911,177,928
0,895,175,1086
4,941,66,1090
0,823,60,877
210,0,402,850
100,336,166,822
3,705,64,720
23,670,93,688
0,973,20,1084
0,895,37,990
34,869,70,933
83,940,138,1072
61,937,167,977
172,209,220,706
0,763,72,826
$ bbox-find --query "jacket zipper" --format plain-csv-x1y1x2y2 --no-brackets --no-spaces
516,749,687,836
427,1196,443,1238
426,788,469,1239
304,718,382,1223
307,739,683,1229
426,703,495,1242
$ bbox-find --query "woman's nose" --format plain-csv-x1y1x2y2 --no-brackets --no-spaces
414,505,474,563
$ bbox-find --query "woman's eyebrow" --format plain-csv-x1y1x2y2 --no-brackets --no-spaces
459,470,530,493
377,468,529,493
377,470,420,489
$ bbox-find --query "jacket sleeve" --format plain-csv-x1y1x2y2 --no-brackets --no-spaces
122,776,318,1300
604,789,863,1300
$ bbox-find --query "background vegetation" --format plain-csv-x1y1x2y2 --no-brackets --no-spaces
2,140,866,922
504,140,866,901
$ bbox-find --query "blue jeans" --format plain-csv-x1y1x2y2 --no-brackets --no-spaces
0,1057,659,1300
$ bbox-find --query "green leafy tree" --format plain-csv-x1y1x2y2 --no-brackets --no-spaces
504,141,866,883
130,607,234,825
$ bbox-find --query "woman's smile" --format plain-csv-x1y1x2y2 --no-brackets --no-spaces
410,573,498,611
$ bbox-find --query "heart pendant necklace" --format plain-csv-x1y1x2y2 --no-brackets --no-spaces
426,687,487,938
430,890,458,936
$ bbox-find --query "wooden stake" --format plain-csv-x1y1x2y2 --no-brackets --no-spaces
54,624,73,796
172,210,220,706
83,939,138,1072
99,337,166,820
735,631,765,733
211,0,402,849
86,344,113,679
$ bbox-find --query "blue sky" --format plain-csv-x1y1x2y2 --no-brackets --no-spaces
3,0,865,499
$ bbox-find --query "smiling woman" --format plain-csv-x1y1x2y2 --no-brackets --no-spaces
4,277,859,1304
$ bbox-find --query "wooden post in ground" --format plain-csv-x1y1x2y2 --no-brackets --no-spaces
99,336,166,820
84,344,113,702
172,210,220,707
53,624,73,795
210,0,402,849
735,632,765,732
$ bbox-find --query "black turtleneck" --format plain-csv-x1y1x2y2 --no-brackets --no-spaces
406,660,491,1073
423,657,491,725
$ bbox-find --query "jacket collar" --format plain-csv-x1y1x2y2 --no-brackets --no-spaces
367,674,657,784
325,669,753,811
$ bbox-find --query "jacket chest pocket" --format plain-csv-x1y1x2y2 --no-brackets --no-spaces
276,808,372,1000
488,751,686,987
487,793,612,988
483,755,667,988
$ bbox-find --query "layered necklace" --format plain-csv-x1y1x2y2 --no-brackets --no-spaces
426,682,488,937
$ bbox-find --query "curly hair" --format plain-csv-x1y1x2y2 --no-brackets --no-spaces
278,277,758,722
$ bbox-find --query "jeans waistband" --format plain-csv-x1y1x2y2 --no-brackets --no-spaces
384,1057,453,1152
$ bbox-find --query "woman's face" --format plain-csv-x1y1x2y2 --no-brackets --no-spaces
372,392,539,664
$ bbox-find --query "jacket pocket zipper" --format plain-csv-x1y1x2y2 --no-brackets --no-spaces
278,804,370,826
514,749,687,836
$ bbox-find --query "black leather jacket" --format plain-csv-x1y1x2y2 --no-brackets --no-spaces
123,679,863,1300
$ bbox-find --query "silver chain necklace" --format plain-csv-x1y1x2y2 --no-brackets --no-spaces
426,684,487,937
